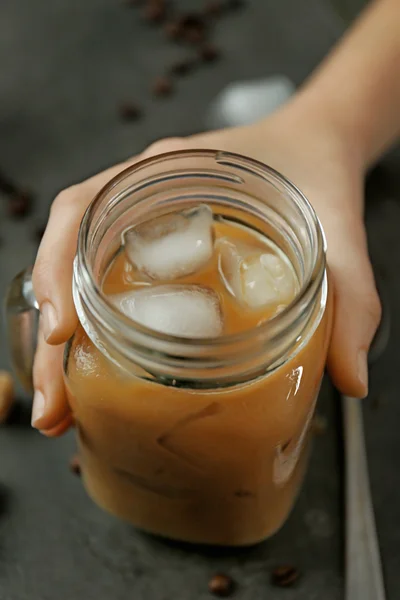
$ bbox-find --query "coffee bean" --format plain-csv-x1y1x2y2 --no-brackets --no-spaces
118,102,142,121
271,565,300,588
200,43,219,62
179,13,206,45
152,76,173,97
185,27,205,45
164,20,182,40
143,1,166,24
69,455,81,476
8,191,33,219
208,573,235,597
203,0,224,17
180,14,205,29
170,57,196,76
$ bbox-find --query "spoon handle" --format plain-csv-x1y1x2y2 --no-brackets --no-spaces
342,395,386,600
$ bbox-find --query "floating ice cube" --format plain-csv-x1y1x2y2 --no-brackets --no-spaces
123,205,214,281
110,285,223,338
217,238,296,310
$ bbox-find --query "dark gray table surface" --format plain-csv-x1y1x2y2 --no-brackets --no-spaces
0,1,399,599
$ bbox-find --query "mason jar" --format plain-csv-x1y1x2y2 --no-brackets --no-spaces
6,150,332,546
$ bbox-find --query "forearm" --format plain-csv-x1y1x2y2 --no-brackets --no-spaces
298,0,400,168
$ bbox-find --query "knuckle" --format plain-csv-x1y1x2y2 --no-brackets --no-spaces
364,290,382,326
32,258,50,300
32,364,43,389
51,185,80,213
352,284,382,329
32,340,47,386
145,137,186,157
335,263,382,332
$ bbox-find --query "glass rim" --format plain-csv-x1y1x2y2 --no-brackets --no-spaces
76,149,326,351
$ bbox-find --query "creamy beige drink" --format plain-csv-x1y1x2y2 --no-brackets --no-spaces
65,201,331,546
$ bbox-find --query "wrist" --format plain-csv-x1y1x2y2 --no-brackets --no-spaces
288,83,368,171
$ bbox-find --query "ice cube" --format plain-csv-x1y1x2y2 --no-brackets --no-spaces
110,285,223,338
123,205,214,280
217,238,296,310
206,76,295,129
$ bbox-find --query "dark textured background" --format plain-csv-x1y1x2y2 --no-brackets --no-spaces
0,1,399,598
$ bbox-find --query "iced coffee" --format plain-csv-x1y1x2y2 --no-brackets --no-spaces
65,197,331,546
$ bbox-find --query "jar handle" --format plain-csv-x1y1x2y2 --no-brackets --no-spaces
4,266,39,392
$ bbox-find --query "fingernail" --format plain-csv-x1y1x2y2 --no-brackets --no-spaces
31,390,46,428
41,301,58,341
357,350,369,398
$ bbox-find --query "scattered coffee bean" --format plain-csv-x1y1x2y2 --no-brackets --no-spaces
271,565,300,588
184,29,204,46
208,573,235,597
0,371,15,424
180,14,206,45
185,28,205,45
152,76,173,97
118,102,142,121
311,414,328,436
165,20,182,40
8,191,33,219
143,1,166,24
69,455,81,476
203,0,224,17
170,57,196,76
200,43,220,62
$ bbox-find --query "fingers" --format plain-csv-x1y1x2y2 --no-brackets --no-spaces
327,221,381,398
32,142,188,347
32,187,84,344
30,138,190,436
31,326,71,435
32,160,132,346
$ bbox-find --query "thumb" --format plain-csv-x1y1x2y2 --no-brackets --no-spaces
327,221,381,398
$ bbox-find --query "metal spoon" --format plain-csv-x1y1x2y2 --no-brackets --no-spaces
342,278,390,600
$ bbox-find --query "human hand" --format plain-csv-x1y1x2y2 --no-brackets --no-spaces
31,98,381,435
